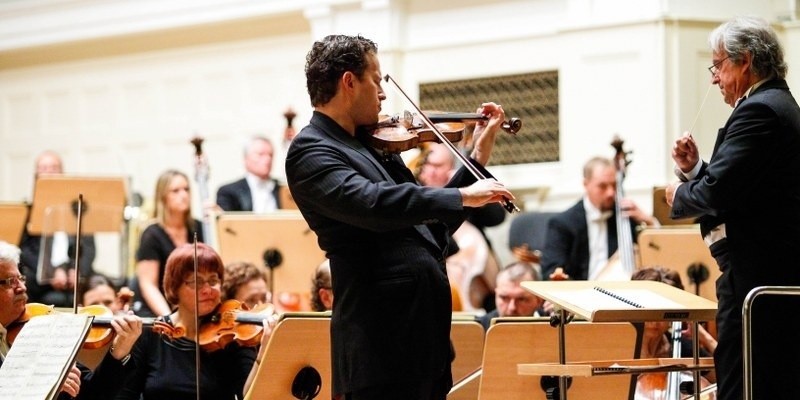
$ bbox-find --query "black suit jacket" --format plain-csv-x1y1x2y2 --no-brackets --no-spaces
286,112,481,394
671,78,800,301
540,200,638,281
215,177,283,211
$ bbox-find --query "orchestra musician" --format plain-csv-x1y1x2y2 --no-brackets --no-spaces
130,169,205,318
666,16,800,400
116,243,273,399
285,34,513,400
477,261,544,331
0,240,142,400
418,142,506,311
310,258,333,312
19,150,97,306
221,261,271,311
632,266,716,399
541,156,658,282
215,136,285,213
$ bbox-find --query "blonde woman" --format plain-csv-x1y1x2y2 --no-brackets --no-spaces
132,170,204,317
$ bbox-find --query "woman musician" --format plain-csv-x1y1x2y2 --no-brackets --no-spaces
0,240,142,400
116,243,274,399
131,169,205,318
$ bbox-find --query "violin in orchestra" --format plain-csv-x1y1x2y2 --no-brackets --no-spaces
6,302,145,350
154,299,276,352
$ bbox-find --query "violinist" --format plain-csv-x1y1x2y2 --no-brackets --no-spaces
286,34,513,400
130,169,204,318
117,243,272,400
0,241,142,400
541,156,658,282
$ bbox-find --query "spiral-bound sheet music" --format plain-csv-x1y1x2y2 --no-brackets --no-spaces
522,280,717,322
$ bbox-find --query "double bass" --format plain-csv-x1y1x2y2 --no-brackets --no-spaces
190,136,217,247
595,136,639,280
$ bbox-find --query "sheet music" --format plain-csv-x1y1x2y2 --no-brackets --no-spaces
550,288,685,311
0,313,92,400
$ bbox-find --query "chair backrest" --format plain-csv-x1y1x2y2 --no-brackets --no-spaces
507,211,558,254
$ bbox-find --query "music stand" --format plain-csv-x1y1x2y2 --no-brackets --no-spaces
216,211,326,311
637,227,720,302
0,202,29,245
477,318,637,400
27,176,128,285
520,280,717,400
28,176,127,235
243,314,331,400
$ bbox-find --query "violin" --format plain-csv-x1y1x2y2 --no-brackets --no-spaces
363,110,522,155
6,302,148,350
380,74,521,213
154,299,276,352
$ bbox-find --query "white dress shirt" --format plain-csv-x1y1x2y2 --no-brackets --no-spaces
583,197,612,280
246,173,277,213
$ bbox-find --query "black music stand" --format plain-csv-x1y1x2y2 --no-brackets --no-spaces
27,175,128,283
216,211,326,311
0,202,29,245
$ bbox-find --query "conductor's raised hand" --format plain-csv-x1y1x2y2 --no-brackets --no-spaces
459,179,514,208
672,131,699,173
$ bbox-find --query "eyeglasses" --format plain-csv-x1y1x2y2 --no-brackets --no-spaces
0,274,26,289
183,276,221,289
708,56,730,77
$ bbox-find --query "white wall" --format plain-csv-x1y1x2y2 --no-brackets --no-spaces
1,0,797,269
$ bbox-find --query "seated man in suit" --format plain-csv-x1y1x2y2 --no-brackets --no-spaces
216,136,285,212
478,261,543,330
540,156,658,281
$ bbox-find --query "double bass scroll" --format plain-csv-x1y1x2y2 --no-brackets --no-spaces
190,136,217,248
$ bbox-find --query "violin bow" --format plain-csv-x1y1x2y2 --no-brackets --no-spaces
383,74,520,213
192,234,201,400
72,194,84,314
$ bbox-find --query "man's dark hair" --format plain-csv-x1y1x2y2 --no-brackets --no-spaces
305,34,378,107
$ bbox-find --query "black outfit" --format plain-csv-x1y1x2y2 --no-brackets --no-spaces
670,79,800,400
115,315,257,400
478,309,499,331
19,230,96,306
540,200,639,281
215,177,283,211
130,221,203,317
286,112,486,399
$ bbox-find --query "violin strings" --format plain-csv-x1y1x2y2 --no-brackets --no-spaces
688,84,713,134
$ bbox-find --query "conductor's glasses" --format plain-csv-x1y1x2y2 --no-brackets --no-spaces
708,56,730,76
0,274,26,289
